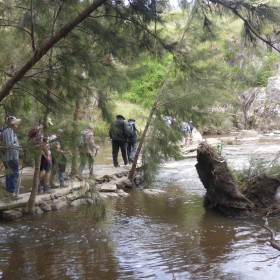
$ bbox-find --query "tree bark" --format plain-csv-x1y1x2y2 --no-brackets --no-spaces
70,99,81,177
26,147,42,213
196,142,254,216
0,0,108,102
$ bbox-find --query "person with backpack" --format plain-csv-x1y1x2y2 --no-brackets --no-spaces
109,115,129,167
50,129,68,188
2,116,23,200
181,121,190,146
78,123,98,178
127,118,138,163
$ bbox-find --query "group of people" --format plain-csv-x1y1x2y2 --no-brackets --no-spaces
109,115,138,167
1,115,99,200
1,113,139,200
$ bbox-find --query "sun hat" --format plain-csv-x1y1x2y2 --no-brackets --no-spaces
7,116,21,125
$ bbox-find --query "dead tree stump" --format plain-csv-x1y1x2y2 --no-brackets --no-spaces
195,142,253,216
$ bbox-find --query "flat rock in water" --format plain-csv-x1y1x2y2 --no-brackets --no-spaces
1,210,23,220
99,182,117,192
143,189,166,196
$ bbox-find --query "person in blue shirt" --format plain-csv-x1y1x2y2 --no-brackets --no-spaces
2,116,22,200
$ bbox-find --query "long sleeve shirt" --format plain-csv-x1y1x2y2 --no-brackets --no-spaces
2,127,20,161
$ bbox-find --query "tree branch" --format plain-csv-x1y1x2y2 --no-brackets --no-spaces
0,0,108,102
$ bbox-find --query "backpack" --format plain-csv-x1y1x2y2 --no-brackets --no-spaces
0,127,7,159
127,121,135,138
28,127,41,142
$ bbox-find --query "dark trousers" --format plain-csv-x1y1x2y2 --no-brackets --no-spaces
4,160,19,193
112,140,128,167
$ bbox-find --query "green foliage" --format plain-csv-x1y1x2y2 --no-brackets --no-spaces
233,152,280,183
123,56,171,107
212,142,224,156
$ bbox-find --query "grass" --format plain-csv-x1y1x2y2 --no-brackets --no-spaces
114,99,150,132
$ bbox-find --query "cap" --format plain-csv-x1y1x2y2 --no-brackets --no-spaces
116,115,125,120
7,116,21,125
47,117,53,126
87,123,94,129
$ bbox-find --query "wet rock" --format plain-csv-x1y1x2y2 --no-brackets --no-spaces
99,182,117,192
117,189,129,197
39,202,52,212
143,189,166,196
134,175,144,186
69,198,88,207
1,210,23,220
99,192,119,198
116,179,133,189
34,206,44,215
50,200,66,210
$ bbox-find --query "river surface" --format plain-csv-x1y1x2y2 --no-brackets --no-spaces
1,137,280,280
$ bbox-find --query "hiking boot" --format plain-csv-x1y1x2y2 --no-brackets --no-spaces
43,185,55,194
13,195,23,200
60,181,69,188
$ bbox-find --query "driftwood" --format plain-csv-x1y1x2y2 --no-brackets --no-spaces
196,142,254,216
264,218,280,251
196,141,280,218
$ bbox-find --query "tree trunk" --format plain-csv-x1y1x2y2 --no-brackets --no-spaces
70,99,81,177
0,0,108,102
25,147,42,213
195,142,254,216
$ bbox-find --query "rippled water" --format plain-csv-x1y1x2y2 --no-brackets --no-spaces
1,139,280,279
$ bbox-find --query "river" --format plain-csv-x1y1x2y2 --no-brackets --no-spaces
0,137,280,279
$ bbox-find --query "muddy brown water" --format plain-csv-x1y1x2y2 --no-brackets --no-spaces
1,137,280,280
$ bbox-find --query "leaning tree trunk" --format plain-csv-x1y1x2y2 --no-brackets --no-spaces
195,142,253,216
0,0,108,102
70,99,81,177
25,147,42,213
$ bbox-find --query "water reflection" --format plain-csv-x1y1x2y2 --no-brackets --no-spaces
1,139,280,279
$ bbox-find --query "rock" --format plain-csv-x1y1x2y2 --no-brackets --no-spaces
99,182,117,192
143,189,166,196
117,189,129,197
1,210,23,220
116,179,133,189
50,200,67,210
39,202,52,212
34,206,44,215
69,198,88,207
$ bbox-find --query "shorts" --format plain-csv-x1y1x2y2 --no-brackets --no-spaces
40,155,52,172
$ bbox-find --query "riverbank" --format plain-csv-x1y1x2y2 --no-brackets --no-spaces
2,129,280,220
0,165,143,220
